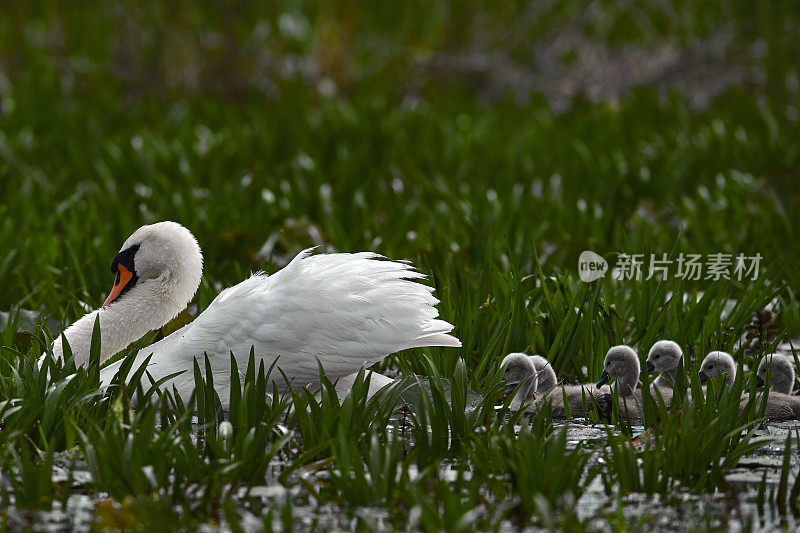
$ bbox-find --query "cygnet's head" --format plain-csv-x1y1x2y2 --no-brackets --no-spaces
698,351,736,388
646,340,683,377
596,345,640,396
499,353,539,411
103,221,203,309
528,355,557,394
500,353,536,393
757,353,795,395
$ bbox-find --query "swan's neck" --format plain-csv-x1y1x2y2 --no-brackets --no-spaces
511,380,536,410
773,372,794,395
654,365,678,387
53,273,192,366
653,374,671,388
537,369,557,394
618,372,640,396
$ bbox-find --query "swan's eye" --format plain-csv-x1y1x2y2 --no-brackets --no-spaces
654,354,660,359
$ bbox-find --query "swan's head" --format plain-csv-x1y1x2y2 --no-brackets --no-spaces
500,353,535,391
757,353,795,394
596,345,640,396
528,355,557,394
646,340,683,376
103,221,203,309
698,351,735,388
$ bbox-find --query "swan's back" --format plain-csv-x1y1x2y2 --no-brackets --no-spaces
543,383,610,419
742,391,800,421
108,249,460,395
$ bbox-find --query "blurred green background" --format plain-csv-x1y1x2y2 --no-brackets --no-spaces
0,1,798,380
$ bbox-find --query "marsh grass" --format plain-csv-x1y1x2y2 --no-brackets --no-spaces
0,285,798,528
603,367,771,495
287,365,404,464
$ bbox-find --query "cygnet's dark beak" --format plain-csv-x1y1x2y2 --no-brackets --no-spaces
504,384,517,396
646,361,655,373
698,370,708,383
756,375,765,388
596,371,611,388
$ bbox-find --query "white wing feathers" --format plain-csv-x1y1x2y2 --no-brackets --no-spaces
105,249,460,395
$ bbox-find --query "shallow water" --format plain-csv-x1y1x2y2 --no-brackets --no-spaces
6,421,800,531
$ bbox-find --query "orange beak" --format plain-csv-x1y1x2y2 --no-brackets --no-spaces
103,264,134,307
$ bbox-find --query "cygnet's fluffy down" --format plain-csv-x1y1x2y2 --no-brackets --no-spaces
752,353,800,420
499,353,610,418
698,351,736,388
597,345,674,421
757,353,795,394
646,340,683,389
698,350,800,421
500,353,538,412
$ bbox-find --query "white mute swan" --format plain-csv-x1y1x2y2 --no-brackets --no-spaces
52,222,461,406
645,340,683,388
